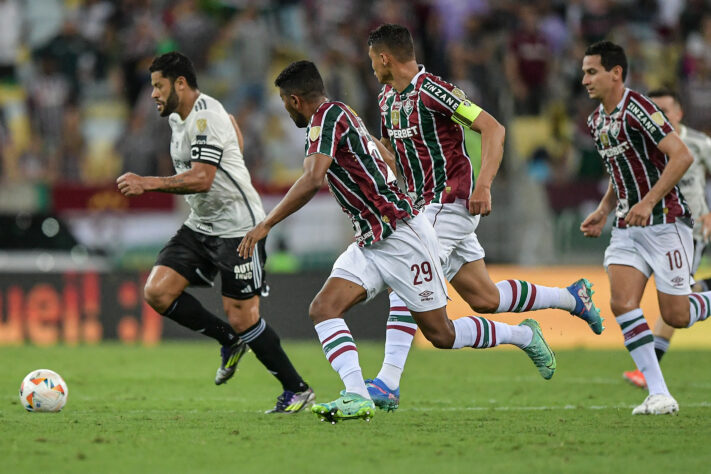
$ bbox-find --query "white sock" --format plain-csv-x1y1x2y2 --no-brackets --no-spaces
616,309,669,396
688,292,711,327
376,293,415,390
496,280,575,313
452,316,532,349
314,318,369,398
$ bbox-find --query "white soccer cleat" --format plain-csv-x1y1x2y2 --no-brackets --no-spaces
631,394,679,415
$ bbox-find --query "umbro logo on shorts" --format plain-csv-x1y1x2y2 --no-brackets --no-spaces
419,290,434,302
671,276,685,288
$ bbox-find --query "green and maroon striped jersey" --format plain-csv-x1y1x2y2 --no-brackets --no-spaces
378,67,482,207
306,101,416,246
587,88,691,228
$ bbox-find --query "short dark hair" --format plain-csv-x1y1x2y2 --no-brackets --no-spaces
274,60,326,100
648,87,682,107
149,52,198,89
367,24,415,62
584,41,627,81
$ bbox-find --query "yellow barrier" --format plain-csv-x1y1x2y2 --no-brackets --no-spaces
414,265,711,349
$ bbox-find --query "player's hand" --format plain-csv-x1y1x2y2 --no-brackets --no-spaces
238,221,271,258
624,199,653,227
580,209,607,238
469,184,491,216
117,173,147,197
700,212,711,243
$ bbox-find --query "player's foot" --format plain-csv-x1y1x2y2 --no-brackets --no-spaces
631,394,678,415
365,378,400,412
214,340,248,385
265,387,316,414
567,278,604,335
519,319,556,380
311,391,375,424
623,369,647,389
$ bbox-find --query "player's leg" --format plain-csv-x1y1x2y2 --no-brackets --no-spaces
433,203,602,333
144,265,239,346
309,273,376,422
221,294,313,412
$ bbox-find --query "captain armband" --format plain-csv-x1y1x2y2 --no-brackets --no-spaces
451,100,482,128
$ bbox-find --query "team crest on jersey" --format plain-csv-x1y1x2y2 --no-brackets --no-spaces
197,119,207,133
600,131,610,147
651,111,665,126
403,98,414,116
609,120,621,139
452,87,467,100
309,126,321,142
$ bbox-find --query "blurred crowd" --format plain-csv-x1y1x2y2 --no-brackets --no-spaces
1,0,711,193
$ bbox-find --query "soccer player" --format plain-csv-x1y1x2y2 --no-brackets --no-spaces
238,60,557,423
622,88,711,388
116,52,314,414
364,24,603,412
580,41,711,414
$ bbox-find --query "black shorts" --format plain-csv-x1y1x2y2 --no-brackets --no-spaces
155,225,267,300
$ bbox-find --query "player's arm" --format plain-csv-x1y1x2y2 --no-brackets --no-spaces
117,163,217,196
229,114,244,152
238,153,332,258
581,179,616,238
625,132,693,227
467,110,505,216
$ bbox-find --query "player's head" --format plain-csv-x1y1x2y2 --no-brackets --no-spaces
649,88,683,130
274,60,326,128
367,24,416,85
149,52,199,117
581,41,627,101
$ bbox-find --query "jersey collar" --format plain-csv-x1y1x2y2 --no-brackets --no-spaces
400,65,426,95
599,88,629,117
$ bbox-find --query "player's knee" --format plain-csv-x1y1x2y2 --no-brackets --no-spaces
224,301,258,332
609,298,637,317
143,283,172,313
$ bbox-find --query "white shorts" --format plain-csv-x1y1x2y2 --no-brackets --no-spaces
604,222,694,295
424,200,485,280
330,212,448,312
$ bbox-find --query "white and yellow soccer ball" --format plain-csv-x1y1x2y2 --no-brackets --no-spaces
19,369,68,412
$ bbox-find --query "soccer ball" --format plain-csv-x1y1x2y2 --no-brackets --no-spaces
19,369,69,412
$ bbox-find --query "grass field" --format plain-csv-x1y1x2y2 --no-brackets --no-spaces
2,342,710,473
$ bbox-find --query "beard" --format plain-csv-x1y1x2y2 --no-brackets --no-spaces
159,86,179,117
291,110,309,128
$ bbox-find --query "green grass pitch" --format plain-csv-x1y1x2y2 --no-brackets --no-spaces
2,342,710,473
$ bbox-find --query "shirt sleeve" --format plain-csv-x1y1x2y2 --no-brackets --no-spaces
189,110,225,166
305,104,342,159
625,94,674,146
419,76,482,128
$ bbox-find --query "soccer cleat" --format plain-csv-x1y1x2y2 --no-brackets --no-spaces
567,278,605,335
311,391,376,424
623,369,647,389
265,388,316,414
519,319,556,380
365,378,400,412
214,340,248,385
631,394,679,415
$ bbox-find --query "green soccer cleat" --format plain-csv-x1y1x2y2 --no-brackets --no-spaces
519,319,556,380
311,391,376,424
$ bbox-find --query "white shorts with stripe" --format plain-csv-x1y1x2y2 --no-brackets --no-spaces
603,222,694,295
424,200,485,281
330,212,448,312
